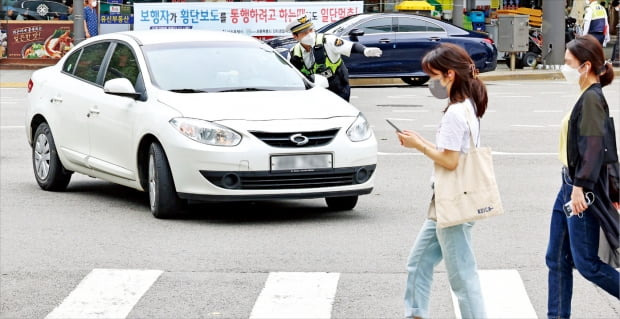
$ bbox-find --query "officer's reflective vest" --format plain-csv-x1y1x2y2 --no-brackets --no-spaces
586,1,607,33
292,33,343,78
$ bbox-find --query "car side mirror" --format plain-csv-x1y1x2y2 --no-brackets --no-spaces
312,74,329,89
104,78,142,100
349,29,365,38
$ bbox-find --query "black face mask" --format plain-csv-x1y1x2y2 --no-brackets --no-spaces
428,79,449,99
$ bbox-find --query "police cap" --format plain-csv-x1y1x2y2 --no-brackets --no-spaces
286,15,314,34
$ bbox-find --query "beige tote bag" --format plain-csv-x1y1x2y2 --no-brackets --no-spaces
434,109,504,228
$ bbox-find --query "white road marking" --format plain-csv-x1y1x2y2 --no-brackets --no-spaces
452,269,537,319
387,95,418,98
250,272,340,319
1,126,25,130
423,124,438,128
533,110,562,113
511,124,546,128
350,96,358,99
386,118,416,121
0,101,18,104
45,268,163,319
392,110,429,113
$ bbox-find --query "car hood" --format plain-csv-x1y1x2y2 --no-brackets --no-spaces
156,87,360,121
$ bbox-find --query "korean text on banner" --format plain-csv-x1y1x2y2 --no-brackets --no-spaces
133,1,364,37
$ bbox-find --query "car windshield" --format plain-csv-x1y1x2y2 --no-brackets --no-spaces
143,42,307,92
320,15,367,34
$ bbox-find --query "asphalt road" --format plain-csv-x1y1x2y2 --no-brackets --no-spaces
1,80,619,318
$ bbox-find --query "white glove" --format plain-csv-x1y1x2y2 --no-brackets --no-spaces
364,47,382,58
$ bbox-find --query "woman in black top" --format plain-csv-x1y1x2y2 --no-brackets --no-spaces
546,35,619,319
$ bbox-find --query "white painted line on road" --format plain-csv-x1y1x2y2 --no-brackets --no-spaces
250,272,340,319
386,118,416,121
350,96,358,99
1,126,25,130
387,95,418,98
534,110,562,113
501,96,533,98
452,269,537,319
392,110,429,113
512,124,546,128
45,268,163,319
423,124,438,128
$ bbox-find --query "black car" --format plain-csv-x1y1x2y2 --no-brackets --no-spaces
266,13,498,86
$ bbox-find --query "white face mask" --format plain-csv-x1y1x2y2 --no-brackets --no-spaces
300,31,316,46
560,63,586,85
615,6,619,11
91,1,97,7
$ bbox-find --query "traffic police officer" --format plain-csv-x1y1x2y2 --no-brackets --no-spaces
286,15,382,102
582,0,611,46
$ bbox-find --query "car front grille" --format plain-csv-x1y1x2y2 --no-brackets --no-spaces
249,129,340,148
200,165,375,190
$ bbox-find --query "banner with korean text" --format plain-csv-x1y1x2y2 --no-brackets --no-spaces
133,1,363,37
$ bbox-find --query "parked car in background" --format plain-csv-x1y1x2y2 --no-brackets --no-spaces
266,13,498,86
26,30,377,219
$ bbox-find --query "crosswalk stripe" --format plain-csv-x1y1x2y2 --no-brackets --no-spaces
452,269,537,319
249,272,340,319
45,268,163,319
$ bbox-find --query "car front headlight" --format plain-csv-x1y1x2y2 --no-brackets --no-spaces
170,118,241,146
346,113,372,142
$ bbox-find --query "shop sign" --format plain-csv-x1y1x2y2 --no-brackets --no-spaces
6,22,74,59
134,1,363,37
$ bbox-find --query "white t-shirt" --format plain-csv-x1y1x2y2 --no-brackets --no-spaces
435,98,480,154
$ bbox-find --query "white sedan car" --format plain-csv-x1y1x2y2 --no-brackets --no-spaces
26,30,377,218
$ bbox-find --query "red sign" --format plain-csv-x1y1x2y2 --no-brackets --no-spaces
6,21,74,59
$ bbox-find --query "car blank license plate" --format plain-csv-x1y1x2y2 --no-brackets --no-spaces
271,154,333,172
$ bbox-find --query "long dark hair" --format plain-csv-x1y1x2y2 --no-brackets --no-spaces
421,43,487,118
566,35,614,87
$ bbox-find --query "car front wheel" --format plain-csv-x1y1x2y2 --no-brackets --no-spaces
32,122,72,191
401,76,429,86
325,196,358,211
148,142,185,219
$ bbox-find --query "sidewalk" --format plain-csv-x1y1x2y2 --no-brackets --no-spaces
1,62,620,88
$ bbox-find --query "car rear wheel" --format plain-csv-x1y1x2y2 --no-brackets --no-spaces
325,196,358,211
32,122,72,191
401,76,429,86
148,142,185,219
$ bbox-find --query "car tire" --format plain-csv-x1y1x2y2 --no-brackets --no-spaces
32,122,72,191
148,142,185,219
325,196,358,211
521,52,538,68
401,76,429,86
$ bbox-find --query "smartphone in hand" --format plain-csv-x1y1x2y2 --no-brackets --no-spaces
385,119,403,133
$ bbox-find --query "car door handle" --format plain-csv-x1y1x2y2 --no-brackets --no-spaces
379,38,391,43
50,96,63,103
428,37,441,42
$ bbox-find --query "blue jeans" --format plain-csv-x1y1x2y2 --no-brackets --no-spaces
546,172,620,319
404,218,486,318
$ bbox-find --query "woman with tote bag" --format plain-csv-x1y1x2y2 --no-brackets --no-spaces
396,43,489,319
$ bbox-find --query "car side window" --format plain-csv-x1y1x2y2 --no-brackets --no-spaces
73,42,110,84
398,18,445,33
356,17,393,34
104,43,140,87
62,49,81,75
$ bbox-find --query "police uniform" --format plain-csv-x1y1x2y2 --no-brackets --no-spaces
286,15,382,102
583,0,610,45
